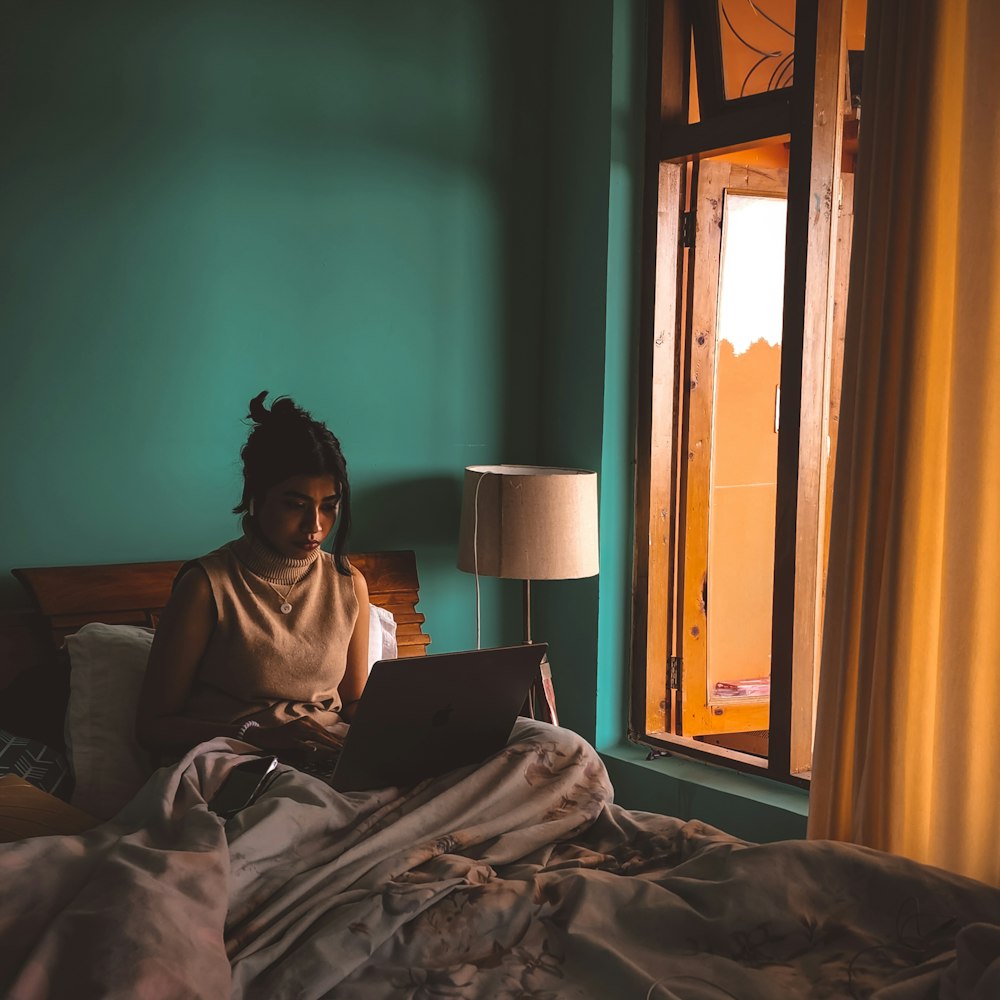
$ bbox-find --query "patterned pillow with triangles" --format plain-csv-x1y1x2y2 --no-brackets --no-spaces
0,728,72,800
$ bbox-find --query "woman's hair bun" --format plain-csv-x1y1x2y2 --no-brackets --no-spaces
248,390,270,424
247,391,308,429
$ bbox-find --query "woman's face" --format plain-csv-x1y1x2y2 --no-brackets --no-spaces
255,474,341,558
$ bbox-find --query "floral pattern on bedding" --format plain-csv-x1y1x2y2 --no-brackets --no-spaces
1,720,998,1000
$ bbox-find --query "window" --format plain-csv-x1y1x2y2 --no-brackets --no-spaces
631,0,863,784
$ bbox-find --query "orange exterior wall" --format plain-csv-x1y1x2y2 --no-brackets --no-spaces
708,339,781,687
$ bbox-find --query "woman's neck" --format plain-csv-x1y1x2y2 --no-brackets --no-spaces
234,531,320,585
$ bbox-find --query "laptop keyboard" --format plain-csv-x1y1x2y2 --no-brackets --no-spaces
277,748,342,784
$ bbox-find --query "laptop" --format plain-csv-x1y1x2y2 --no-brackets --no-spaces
327,643,547,792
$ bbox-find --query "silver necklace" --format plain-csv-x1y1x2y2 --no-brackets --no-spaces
265,570,308,614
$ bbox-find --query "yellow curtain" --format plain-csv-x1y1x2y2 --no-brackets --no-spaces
808,0,1000,886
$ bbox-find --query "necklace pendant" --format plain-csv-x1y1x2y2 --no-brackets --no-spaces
280,602,293,615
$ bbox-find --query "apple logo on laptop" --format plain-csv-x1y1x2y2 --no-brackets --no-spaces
431,704,454,728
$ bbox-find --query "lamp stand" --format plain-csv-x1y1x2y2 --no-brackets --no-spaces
521,579,559,726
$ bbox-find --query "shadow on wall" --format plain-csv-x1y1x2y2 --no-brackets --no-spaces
352,475,461,649
351,475,462,552
352,474,524,652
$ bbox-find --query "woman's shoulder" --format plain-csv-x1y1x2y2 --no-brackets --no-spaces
171,559,213,601
196,539,241,566
319,553,366,599
350,561,369,600
317,549,356,569
319,550,357,577
175,541,240,587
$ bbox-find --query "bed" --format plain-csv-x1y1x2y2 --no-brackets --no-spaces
1,553,999,999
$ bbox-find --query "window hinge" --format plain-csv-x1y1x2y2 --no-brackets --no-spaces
680,211,695,248
668,655,681,690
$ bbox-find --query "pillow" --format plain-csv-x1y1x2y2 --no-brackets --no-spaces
63,623,155,820
0,728,73,800
367,604,398,672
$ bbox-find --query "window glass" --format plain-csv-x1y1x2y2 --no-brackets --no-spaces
707,193,785,714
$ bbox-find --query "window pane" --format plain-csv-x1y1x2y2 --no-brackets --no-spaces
707,193,786,720
689,28,701,124
717,0,795,100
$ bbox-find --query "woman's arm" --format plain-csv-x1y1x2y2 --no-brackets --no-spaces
135,566,232,755
337,566,370,721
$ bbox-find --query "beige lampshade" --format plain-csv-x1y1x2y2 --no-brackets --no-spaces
457,465,599,580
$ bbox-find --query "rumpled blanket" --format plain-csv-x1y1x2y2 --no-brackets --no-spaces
1,720,998,999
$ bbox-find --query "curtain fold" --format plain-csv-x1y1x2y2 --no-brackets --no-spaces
808,0,1000,886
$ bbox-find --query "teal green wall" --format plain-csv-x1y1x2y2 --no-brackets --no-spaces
532,0,613,743
533,0,642,746
533,0,807,839
0,0,549,651
1,0,807,840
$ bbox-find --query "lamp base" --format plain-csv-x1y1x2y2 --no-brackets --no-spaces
523,652,559,727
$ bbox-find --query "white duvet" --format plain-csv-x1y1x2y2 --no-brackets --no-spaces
2,720,999,999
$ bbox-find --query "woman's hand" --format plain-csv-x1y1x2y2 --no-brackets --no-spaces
241,717,345,755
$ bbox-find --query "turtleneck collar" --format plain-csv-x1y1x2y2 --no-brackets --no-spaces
231,532,321,586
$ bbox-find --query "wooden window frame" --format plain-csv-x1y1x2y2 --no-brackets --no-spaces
630,0,847,786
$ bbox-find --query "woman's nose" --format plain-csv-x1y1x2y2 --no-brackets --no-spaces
303,507,322,532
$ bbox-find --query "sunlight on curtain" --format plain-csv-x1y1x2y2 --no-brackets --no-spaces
808,0,1000,886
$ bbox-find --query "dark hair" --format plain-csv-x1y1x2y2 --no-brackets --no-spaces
234,391,352,575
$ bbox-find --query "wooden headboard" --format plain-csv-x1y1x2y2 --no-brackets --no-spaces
0,550,430,748
11,550,430,656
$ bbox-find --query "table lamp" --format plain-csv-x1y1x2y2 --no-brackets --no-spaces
457,464,599,724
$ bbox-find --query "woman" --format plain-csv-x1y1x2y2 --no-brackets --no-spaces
136,391,370,760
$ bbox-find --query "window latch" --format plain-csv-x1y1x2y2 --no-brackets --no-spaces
668,655,681,690
681,211,695,248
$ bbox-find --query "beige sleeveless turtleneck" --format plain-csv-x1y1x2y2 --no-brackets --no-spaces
181,534,359,727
